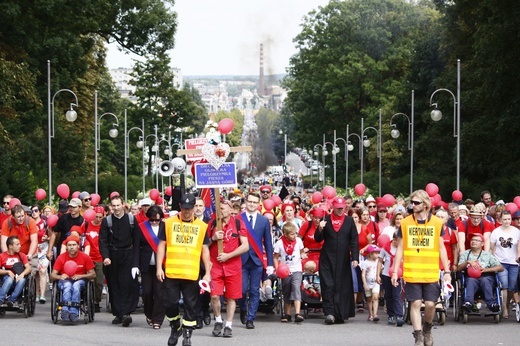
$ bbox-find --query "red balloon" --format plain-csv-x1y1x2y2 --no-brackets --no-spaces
322,185,336,199
433,194,442,205
514,196,520,209
452,190,463,201
311,191,323,205
382,194,396,208
377,234,391,249
156,197,164,205
149,188,160,201
109,191,120,199
63,260,78,277
263,199,275,211
505,203,519,214
57,183,70,199
83,209,96,222
35,188,47,201
354,183,366,197
90,193,101,206
71,191,80,199
217,118,234,135
165,186,173,197
270,195,282,207
9,198,21,209
425,183,439,198
467,265,482,279
46,214,58,227
276,263,291,279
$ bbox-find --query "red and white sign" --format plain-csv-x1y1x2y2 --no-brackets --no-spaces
184,138,208,162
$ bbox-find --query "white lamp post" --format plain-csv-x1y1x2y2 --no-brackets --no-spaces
347,126,362,188
390,90,415,195
333,129,348,189
94,90,119,194
279,130,287,167
360,110,382,196
47,60,79,205
429,59,461,190
125,113,145,202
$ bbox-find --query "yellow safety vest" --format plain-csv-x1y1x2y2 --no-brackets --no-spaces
163,216,207,280
400,214,443,283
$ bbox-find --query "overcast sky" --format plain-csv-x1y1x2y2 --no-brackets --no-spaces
106,0,330,75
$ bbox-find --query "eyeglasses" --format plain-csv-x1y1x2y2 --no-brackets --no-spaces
83,198,91,202
410,200,422,206
367,205,376,209
32,209,39,213
470,239,482,242
149,219,161,223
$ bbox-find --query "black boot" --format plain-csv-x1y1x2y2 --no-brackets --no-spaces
168,321,182,346
182,328,193,346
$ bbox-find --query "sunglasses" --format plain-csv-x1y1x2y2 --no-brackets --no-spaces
3,201,9,205
410,200,422,206
367,205,376,209
83,198,91,202
32,209,39,213
261,190,270,193
149,219,161,223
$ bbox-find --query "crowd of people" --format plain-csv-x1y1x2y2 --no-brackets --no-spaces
1,187,520,346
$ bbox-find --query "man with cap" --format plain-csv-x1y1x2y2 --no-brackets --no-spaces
157,193,211,346
458,204,494,252
0,194,14,227
136,198,153,224
50,235,95,322
457,233,503,314
314,196,359,325
365,196,377,221
259,185,272,202
513,211,520,230
79,191,92,215
47,198,84,260
84,205,106,312
99,194,139,327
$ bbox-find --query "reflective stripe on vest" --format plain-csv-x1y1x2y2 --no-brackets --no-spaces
164,217,207,280
400,215,443,283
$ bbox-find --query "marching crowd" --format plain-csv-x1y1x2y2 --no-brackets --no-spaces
1,187,520,346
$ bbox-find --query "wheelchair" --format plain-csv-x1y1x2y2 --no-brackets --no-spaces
0,273,36,318
453,272,502,324
50,280,95,324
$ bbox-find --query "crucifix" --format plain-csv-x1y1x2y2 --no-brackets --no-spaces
177,144,252,254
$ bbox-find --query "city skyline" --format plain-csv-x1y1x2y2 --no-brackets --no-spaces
106,0,330,76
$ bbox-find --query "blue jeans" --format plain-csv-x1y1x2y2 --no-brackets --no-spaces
465,275,497,307
0,275,26,302
497,263,519,292
59,279,85,315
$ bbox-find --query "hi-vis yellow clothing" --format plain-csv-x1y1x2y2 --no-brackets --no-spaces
400,214,443,283
163,216,207,280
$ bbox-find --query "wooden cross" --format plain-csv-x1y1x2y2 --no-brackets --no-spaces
177,145,252,253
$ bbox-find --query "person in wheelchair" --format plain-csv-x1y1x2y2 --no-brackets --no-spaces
50,235,95,322
0,236,31,307
457,233,503,313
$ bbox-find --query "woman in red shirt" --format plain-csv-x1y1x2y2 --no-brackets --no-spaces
298,207,325,270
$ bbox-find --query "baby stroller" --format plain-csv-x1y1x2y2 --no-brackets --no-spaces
300,272,322,318
257,277,281,315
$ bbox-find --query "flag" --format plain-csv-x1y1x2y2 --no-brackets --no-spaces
200,188,216,220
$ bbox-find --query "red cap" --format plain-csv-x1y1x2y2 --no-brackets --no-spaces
469,233,484,243
309,208,325,218
332,197,347,208
64,235,80,245
260,185,272,193
70,225,83,235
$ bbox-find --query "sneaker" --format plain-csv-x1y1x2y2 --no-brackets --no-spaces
102,287,107,295
325,315,335,325
70,313,79,322
122,315,133,327
223,326,232,338
265,286,273,300
387,316,395,325
489,303,500,313
0,300,4,306
61,310,70,321
259,288,266,302
212,322,223,337
373,315,380,322
6,300,14,308
396,316,405,327
39,296,46,304
463,302,472,313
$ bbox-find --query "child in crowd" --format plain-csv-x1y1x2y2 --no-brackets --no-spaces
274,222,306,322
361,245,381,322
302,261,321,298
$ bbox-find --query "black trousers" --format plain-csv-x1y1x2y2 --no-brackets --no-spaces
164,277,199,329
141,265,165,324
104,248,139,318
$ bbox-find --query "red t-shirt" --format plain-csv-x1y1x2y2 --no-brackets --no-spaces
207,216,246,276
84,222,103,262
35,218,47,243
1,216,38,255
0,251,28,273
298,220,324,251
464,220,494,249
440,226,458,270
359,224,376,251
53,251,95,275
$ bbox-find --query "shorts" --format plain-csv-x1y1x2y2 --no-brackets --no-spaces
405,282,440,302
282,271,302,301
210,268,242,300
365,283,380,297
497,263,519,292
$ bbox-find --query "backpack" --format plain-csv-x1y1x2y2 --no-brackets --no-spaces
7,216,30,236
209,217,241,239
106,213,135,244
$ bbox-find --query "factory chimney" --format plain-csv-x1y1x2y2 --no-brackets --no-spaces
258,43,265,96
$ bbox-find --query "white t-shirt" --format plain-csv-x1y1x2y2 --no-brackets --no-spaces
379,245,397,277
490,226,520,265
360,258,379,289
274,237,304,273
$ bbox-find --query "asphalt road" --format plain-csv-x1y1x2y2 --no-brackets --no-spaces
3,293,519,346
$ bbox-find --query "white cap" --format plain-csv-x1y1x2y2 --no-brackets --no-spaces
366,196,376,203
139,198,153,207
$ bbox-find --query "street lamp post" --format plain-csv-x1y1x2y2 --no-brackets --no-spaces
47,60,79,205
429,59,461,190
360,110,382,196
94,90,119,194
346,126,362,189
390,90,415,195
125,113,145,202
279,130,287,167
333,129,348,190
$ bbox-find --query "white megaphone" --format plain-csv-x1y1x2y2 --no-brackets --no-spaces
159,160,175,176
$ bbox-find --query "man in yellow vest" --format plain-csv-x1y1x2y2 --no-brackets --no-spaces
157,193,211,346
391,189,451,346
